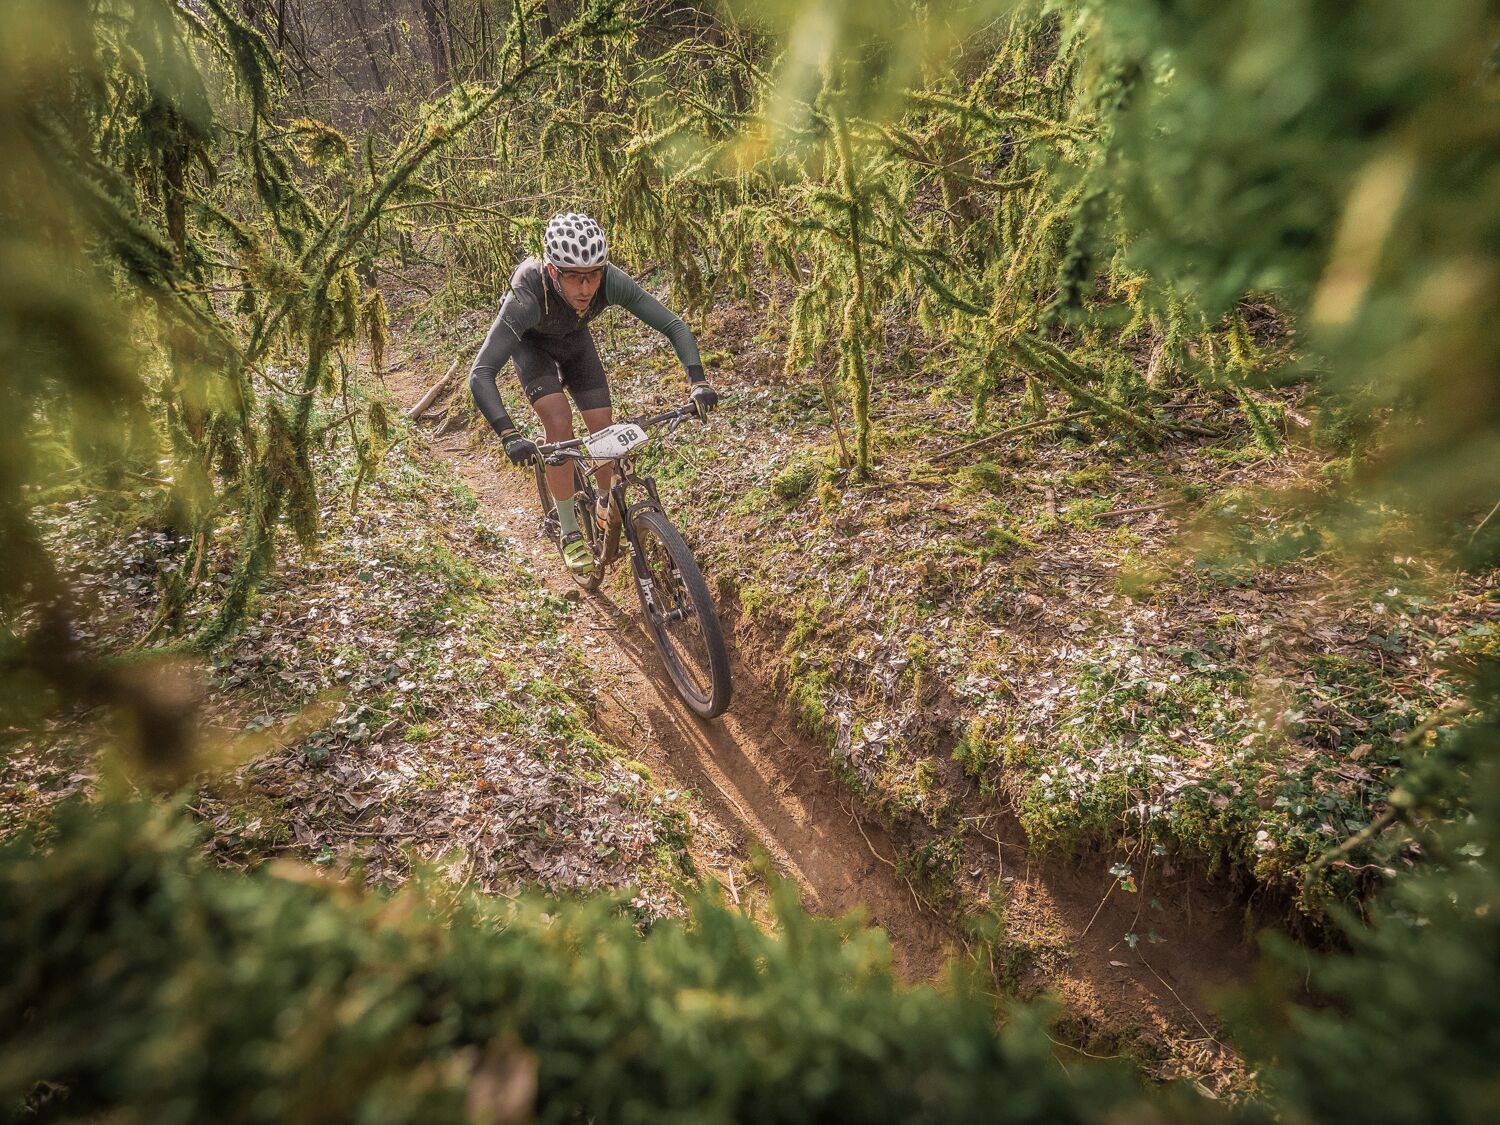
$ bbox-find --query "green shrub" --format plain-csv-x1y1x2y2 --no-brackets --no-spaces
0,799,1156,1124
1236,673,1500,1123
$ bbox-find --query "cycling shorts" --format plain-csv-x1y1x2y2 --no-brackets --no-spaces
513,329,611,412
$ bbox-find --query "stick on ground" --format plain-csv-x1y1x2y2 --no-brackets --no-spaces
407,357,462,418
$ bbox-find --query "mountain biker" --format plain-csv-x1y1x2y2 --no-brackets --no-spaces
468,212,718,575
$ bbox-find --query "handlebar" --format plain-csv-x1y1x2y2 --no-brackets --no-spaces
535,401,702,460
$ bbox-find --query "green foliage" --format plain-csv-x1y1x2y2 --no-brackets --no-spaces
1236,672,1500,1123
2,0,629,759
0,799,1150,1124
769,457,819,503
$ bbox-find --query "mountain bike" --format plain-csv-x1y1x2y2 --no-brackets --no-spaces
531,402,731,718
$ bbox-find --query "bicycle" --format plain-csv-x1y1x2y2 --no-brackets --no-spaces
530,401,732,719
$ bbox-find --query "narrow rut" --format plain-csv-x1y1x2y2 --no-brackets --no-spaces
389,362,1255,1050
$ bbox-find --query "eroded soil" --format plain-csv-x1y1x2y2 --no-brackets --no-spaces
388,356,1256,1081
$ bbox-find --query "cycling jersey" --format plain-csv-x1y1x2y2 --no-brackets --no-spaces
469,257,703,433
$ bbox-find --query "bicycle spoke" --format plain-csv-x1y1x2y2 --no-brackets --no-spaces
636,518,723,707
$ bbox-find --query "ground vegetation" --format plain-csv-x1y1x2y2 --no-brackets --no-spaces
3,0,1499,1120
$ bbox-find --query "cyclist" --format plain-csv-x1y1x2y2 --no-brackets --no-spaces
469,212,718,575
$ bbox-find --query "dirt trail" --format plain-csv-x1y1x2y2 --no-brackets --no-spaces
388,362,1255,1060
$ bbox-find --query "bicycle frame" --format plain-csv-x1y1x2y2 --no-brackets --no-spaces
536,403,695,574
530,400,732,717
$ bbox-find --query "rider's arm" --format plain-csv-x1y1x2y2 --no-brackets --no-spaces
469,287,542,434
603,265,706,384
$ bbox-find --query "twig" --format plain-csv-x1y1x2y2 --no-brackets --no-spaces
315,408,360,439
851,806,932,912
1135,952,1224,1047
407,357,462,418
1165,419,1225,438
1095,501,1181,522
372,262,436,297
930,409,1092,463
816,362,854,469
188,532,207,586
252,364,317,397
1470,496,1500,542
1078,876,1116,941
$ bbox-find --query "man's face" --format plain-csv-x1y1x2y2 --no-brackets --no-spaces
548,263,604,313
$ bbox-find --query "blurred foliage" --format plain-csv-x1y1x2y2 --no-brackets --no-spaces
0,799,1166,1124
1080,0,1500,562
1236,668,1500,1124
3,0,1500,1119
0,0,616,767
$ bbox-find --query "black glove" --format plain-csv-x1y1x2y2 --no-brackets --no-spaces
501,430,538,466
690,383,719,419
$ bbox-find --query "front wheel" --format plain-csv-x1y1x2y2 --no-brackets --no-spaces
630,510,731,718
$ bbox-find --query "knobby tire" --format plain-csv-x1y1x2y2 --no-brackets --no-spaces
630,509,731,718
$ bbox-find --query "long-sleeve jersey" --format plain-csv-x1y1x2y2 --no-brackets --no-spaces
469,257,703,433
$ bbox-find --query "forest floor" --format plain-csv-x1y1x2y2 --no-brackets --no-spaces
391,272,1488,1083
8,272,1486,1095
529,284,1487,928
385,331,1256,1089
2,396,718,915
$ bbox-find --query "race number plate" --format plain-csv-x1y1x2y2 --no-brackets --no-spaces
584,422,649,459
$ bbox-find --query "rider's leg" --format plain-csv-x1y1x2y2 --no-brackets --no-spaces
565,331,615,512
531,392,580,532
580,405,616,503
514,346,581,523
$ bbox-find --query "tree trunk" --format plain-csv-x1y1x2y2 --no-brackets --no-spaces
419,0,450,89
541,0,571,38
346,0,388,92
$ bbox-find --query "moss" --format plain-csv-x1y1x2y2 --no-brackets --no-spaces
975,525,1039,560
730,485,771,518
953,719,1003,788
783,598,831,654
876,756,947,826
1060,463,1111,489
897,829,966,896
735,580,774,622
789,673,830,738
211,792,294,863
770,458,819,503
959,460,1010,496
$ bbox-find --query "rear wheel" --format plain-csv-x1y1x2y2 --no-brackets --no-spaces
534,459,602,592
629,509,730,718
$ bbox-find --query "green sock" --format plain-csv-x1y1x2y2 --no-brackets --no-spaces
555,497,580,538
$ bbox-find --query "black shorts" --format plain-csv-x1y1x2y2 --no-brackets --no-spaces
512,330,611,412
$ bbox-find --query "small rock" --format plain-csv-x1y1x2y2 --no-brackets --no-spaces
561,588,582,603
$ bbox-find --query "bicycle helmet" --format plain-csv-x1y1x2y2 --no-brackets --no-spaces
543,212,608,269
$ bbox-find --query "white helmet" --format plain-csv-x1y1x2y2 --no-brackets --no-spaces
543,212,608,268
